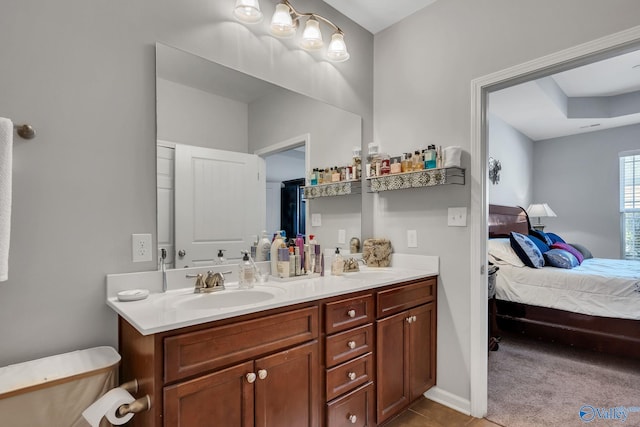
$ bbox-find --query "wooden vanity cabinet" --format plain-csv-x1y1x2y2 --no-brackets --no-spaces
376,278,437,425
118,275,437,427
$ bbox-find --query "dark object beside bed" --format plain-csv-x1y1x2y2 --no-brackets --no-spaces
488,204,640,359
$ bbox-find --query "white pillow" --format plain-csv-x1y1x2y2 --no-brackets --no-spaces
488,238,525,267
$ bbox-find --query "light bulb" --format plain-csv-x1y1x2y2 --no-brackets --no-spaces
270,3,296,38
327,32,350,62
300,18,323,50
233,0,263,24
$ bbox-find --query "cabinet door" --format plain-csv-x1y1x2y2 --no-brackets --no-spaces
254,341,319,427
163,360,254,427
376,311,410,424
409,302,436,399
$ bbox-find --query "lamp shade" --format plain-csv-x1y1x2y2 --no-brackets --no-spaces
526,203,557,218
327,32,350,62
234,0,263,23
300,18,323,50
270,3,296,37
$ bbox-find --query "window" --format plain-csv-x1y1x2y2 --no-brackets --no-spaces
620,151,640,260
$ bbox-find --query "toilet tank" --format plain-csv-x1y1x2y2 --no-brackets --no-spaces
0,346,120,427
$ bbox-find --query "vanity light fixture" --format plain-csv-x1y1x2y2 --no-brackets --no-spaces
234,0,350,62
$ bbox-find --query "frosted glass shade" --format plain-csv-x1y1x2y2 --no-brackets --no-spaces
270,3,296,37
327,32,350,62
300,18,323,50
234,0,263,24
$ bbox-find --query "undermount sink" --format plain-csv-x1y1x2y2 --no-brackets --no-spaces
158,287,285,311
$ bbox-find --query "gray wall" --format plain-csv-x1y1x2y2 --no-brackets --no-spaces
374,0,640,403
533,124,640,258
488,115,534,208
0,0,373,366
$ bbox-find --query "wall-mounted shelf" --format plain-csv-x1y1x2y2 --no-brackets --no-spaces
367,167,465,192
303,180,361,199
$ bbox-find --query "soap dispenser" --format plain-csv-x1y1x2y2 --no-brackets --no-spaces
239,251,255,289
216,249,226,264
331,247,344,276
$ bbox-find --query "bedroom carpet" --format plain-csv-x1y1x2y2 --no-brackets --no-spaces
487,335,640,427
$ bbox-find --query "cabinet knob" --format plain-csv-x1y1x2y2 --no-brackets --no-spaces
406,317,412,324
347,372,357,381
258,369,268,380
246,373,256,383
347,309,356,318
412,315,417,322
347,340,356,349
348,414,357,424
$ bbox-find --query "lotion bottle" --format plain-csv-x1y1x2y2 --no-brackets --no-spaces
331,247,344,276
239,251,255,289
257,231,271,262
270,232,285,276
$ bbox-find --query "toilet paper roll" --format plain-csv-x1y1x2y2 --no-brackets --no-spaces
82,387,136,426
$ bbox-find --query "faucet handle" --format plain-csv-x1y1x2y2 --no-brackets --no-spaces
185,273,206,292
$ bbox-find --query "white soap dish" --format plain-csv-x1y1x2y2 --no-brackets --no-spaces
117,289,149,302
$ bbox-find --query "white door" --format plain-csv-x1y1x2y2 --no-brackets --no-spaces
174,144,265,268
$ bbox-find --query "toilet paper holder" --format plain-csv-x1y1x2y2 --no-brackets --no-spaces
117,379,151,417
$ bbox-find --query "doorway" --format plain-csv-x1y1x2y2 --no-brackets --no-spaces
469,25,640,417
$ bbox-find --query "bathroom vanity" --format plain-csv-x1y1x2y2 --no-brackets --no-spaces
108,261,437,427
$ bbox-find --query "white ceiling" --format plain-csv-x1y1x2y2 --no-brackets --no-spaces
489,48,640,141
322,0,438,34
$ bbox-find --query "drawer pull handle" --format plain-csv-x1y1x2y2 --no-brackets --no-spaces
246,373,256,383
258,369,268,380
348,414,357,424
347,309,356,318
347,340,356,349
347,372,356,381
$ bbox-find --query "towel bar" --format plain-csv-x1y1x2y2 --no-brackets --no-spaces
13,124,36,140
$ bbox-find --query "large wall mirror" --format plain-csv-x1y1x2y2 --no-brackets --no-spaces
156,43,362,269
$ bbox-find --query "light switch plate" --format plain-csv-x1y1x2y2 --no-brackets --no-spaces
407,230,418,248
338,229,346,244
448,207,468,227
132,234,153,262
311,213,322,227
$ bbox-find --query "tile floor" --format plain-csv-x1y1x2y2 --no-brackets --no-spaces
383,397,502,427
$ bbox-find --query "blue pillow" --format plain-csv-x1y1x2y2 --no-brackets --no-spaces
510,232,544,268
546,232,566,244
528,235,550,254
529,229,553,246
544,249,579,269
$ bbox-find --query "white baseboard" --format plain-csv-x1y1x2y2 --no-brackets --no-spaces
423,386,471,416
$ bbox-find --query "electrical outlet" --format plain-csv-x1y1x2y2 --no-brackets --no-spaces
448,207,468,227
407,230,418,248
338,229,346,244
132,234,153,262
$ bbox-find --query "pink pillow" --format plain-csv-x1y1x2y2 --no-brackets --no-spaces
551,242,584,264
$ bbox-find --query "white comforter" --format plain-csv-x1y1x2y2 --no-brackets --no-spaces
495,258,640,320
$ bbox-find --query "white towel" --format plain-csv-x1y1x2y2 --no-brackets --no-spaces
0,118,13,282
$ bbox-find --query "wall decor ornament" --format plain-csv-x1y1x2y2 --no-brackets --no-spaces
488,157,501,185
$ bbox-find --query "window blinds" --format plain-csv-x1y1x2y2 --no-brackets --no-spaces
620,151,640,260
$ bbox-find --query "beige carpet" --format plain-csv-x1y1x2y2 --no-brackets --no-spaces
487,335,640,427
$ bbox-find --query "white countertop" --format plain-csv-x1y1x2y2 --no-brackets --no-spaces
106,254,438,336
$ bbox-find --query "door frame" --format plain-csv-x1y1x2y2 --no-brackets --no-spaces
469,25,640,417
254,133,311,237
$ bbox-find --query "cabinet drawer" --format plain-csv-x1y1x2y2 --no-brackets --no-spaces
377,278,436,318
326,353,373,401
325,294,374,335
325,323,374,368
165,306,318,383
326,382,375,427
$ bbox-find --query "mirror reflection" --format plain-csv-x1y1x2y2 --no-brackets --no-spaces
156,43,362,269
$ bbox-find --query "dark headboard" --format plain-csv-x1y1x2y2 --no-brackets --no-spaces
488,204,530,238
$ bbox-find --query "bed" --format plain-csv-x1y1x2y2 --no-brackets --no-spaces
488,204,640,358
